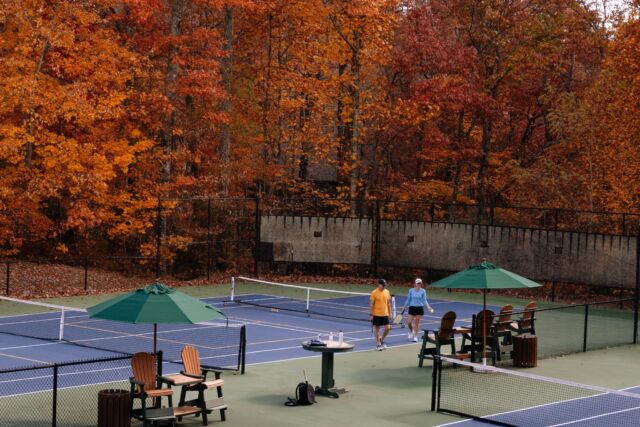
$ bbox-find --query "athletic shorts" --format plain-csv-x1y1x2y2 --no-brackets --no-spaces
408,306,424,316
371,315,390,326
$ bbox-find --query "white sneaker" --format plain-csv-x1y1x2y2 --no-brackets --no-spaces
381,342,388,350
377,344,383,351
407,331,413,340
413,335,418,343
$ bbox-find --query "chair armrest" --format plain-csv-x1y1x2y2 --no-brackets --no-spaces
129,377,146,393
202,368,223,380
180,371,205,380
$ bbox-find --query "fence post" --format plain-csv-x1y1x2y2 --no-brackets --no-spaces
52,364,58,427
583,304,589,352
554,209,559,231
5,261,9,296
207,198,212,281
372,200,381,276
622,213,627,235
155,199,162,281
156,351,163,377
634,232,640,344
254,196,261,277
551,281,556,302
83,256,89,291
489,205,495,226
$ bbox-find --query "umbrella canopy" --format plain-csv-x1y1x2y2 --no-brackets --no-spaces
429,261,540,290
430,261,540,365
87,283,226,352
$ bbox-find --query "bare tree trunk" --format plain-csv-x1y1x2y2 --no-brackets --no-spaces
476,117,491,222
262,12,273,163
162,0,183,184
25,40,50,167
220,4,234,192
348,31,362,215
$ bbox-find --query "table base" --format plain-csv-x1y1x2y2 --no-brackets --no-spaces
315,386,348,399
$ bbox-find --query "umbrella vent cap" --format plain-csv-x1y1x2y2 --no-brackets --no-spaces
470,261,496,270
138,283,176,295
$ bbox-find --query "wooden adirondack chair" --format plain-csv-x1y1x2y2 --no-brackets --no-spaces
178,345,228,424
129,352,173,425
495,304,514,345
418,311,457,367
461,310,499,364
510,301,537,335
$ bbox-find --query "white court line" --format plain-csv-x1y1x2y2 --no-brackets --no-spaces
550,405,640,426
0,352,48,365
435,385,640,427
0,334,423,398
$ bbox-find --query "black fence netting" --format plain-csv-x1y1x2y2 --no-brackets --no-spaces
0,355,136,427
463,298,638,364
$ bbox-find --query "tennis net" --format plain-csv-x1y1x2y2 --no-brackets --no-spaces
432,356,640,426
228,276,398,324
0,295,246,372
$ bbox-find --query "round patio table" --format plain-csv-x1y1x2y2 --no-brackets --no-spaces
301,340,354,398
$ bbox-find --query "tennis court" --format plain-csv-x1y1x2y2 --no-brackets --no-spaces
0,277,638,426
0,282,499,394
433,356,640,427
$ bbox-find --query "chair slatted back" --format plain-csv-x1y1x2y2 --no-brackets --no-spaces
181,345,202,376
496,305,513,331
437,311,457,340
521,301,537,327
131,352,157,392
473,310,495,337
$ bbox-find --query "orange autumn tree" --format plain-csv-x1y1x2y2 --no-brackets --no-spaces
0,0,151,255
388,0,605,219
549,4,640,214
233,0,399,214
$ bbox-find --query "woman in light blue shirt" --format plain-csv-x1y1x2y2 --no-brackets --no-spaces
404,278,433,342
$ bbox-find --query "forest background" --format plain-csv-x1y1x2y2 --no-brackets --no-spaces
1,0,639,266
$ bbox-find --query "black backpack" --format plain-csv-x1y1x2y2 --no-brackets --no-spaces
285,372,316,406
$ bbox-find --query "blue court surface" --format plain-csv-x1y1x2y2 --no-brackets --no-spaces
437,385,640,427
0,292,503,398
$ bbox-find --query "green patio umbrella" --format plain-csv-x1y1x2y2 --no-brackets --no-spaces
430,261,540,364
87,283,226,353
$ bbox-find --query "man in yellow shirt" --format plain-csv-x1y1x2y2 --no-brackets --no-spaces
370,278,392,350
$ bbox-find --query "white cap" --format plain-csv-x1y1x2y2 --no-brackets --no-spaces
414,278,423,284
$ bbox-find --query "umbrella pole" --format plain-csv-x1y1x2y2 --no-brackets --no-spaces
153,323,157,354
483,290,487,366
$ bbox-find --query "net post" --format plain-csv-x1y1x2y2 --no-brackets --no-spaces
58,308,65,341
52,364,58,427
583,304,589,352
230,277,235,302
430,356,439,411
391,295,397,319
240,325,247,374
306,287,310,314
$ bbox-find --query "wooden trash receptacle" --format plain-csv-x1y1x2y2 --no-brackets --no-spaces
98,389,131,427
512,334,537,368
